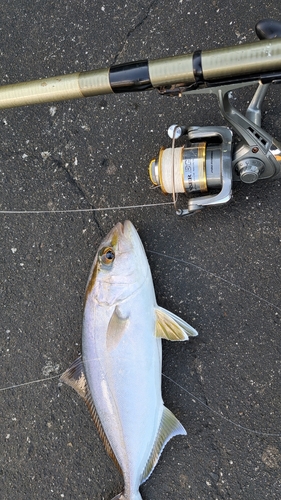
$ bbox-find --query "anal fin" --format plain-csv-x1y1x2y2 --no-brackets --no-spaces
140,406,186,484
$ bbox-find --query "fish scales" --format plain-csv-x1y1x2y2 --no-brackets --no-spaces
60,220,198,500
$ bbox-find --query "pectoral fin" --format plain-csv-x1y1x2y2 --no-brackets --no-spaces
155,306,198,340
106,306,129,351
141,406,186,484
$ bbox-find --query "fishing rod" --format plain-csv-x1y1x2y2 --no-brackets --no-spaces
1,18,281,215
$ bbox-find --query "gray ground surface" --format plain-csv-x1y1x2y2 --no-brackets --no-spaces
1,1,280,499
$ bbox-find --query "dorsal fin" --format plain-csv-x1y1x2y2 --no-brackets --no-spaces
60,357,121,473
140,406,186,484
84,386,122,472
155,306,198,340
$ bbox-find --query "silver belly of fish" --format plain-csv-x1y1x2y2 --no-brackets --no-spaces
60,220,198,500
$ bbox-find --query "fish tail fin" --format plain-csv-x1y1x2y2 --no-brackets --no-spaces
111,493,142,500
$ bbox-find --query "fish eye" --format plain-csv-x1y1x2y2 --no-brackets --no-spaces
100,247,115,265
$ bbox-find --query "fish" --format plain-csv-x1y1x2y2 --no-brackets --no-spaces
60,220,198,500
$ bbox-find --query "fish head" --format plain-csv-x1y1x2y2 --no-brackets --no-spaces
85,220,150,307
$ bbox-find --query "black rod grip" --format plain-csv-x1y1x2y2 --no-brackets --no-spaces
109,60,152,92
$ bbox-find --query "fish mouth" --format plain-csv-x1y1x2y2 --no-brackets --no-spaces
112,221,147,266
113,220,135,239
102,221,135,249
106,221,145,262
122,220,134,235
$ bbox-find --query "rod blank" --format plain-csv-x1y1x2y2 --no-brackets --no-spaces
0,38,280,109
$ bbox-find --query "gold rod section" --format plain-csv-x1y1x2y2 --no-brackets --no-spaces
0,68,112,109
149,54,195,86
149,38,281,86
201,39,281,80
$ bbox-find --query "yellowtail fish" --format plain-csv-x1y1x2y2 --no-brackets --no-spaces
60,220,198,500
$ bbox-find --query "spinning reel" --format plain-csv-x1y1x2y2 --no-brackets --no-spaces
148,19,281,215
149,80,281,215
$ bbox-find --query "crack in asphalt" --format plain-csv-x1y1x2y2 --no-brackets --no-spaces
51,155,91,203
112,0,157,64
50,155,105,237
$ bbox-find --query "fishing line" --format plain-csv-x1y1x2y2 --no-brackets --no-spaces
1,371,280,437
148,250,281,313
0,374,59,392
163,373,281,437
0,201,174,214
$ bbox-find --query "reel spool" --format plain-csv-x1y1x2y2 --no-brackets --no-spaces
149,142,222,195
149,125,234,215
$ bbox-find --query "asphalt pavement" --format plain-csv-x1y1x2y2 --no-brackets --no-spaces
1,1,280,499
